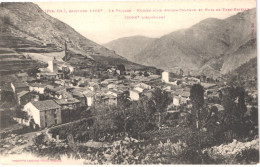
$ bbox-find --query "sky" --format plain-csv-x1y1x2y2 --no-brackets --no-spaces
36,0,256,44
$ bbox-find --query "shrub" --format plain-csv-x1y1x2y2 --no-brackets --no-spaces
235,148,259,164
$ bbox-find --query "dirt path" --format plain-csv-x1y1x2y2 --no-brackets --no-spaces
7,129,47,154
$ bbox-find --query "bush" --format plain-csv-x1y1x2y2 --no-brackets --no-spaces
235,148,259,164
33,133,46,147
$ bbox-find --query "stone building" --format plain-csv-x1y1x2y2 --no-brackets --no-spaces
24,100,62,128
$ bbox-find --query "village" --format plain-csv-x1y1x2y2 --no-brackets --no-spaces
0,51,230,130
0,43,258,164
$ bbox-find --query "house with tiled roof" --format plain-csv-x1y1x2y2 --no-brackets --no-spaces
83,91,96,107
103,94,117,106
24,100,62,128
71,90,86,106
54,98,80,111
11,82,29,93
17,91,31,105
172,89,190,106
29,83,47,94
129,89,142,101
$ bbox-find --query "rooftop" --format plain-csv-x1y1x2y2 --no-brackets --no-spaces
103,94,117,99
17,91,30,98
201,83,217,89
29,83,47,87
12,82,29,88
31,100,60,111
72,91,84,97
130,89,142,94
181,91,190,97
84,91,96,97
54,98,80,105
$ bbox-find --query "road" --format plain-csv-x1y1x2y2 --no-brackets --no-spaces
2,112,114,154
4,129,47,154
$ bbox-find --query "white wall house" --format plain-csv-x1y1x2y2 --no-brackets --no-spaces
29,84,46,94
162,71,169,83
173,96,181,106
129,90,141,101
87,96,94,106
107,83,117,89
24,100,62,128
134,87,144,93
106,91,118,97
135,83,152,90
84,92,96,107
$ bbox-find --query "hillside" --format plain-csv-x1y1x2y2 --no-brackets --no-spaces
104,36,155,62
226,57,257,90
0,2,144,73
131,8,256,77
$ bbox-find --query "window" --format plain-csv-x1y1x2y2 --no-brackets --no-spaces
55,120,57,124
45,122,47,127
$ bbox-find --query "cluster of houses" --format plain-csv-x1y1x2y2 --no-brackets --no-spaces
160,71,225,117
7,61,159,129
6,58,227,130
37,57,74,80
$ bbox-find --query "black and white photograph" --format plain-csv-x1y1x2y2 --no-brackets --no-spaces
0,0,258,164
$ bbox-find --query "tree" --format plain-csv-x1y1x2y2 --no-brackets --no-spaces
155,69,162,75
27,68,40,77
1,90,16,104
116,64,125,72
131,73,136,79
250,106,258,125
15,110,29,120
144,71,150,77
190,84,204,162
149,88,170,127
236,87,247,124
138,71,143,76
129,101,156,139
117,75,126,80
190,84,204,129
220,86,250,138
91,105,119,141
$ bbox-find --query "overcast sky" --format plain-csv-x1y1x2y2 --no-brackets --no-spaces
36,0,255,44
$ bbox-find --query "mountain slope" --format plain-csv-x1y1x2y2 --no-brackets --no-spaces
226,57,257,90
0,2,144,72
104,36,155,62
132,8,256,76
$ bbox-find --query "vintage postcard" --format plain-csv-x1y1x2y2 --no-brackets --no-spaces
0,0,258,165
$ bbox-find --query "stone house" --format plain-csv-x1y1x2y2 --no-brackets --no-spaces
11,82,29,93
29,83,47,94
103,94,117,106
162,71,169,83
17,91,31,105
84,91,96,107
23,100,62,128
129,89,141,101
